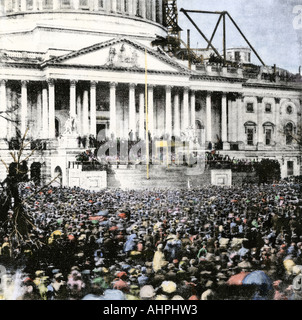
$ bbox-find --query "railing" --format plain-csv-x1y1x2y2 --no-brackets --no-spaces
68,161,107,171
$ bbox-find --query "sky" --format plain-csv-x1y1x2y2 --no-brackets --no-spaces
177,0,302,73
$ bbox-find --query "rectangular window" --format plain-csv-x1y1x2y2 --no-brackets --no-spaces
247,129,254,146
265,129,272,145
235,51,241,61
265,103,272,113
287,161,294,176
246,103,254,113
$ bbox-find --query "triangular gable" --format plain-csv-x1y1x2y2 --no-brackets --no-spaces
44,37,189,74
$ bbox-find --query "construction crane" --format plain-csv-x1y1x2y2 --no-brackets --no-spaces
180,8,266,67
152,0,203,67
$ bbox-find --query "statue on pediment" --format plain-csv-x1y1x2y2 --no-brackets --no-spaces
108,46,117,66
106,44,139,68
63,116,76,135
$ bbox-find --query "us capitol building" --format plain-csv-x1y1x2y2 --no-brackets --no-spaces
0,0,301,189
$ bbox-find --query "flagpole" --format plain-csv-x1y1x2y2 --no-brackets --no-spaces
145,48,150,180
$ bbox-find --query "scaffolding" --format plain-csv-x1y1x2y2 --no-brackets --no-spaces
163,0,182,40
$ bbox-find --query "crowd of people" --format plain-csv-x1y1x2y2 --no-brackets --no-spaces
0,180,302,300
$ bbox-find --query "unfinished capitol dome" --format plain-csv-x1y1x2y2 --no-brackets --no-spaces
0,0,167,52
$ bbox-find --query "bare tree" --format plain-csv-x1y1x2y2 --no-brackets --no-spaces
0,128,60,246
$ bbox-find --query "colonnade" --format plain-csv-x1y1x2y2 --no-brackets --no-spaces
0,78,235,147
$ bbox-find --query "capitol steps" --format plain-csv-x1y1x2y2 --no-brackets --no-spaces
107,165,211,190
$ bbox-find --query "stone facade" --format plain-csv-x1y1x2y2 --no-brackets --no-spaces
0,1,301,187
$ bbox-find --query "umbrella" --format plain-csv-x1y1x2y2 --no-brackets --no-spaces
161,281,177,293
100,289,125,300
242,270,273,290
97,210,109,216
51,230,62,237
89,216,102,221
227,272,250,286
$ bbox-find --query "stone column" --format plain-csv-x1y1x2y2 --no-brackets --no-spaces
151,0,156,21
173,91,180,138
38,0,43,10
48,79,56,139
139,0,146,18
6,86,12,140
109,82,117,139
206,91,212,146
70,80,77,119
221,92,230,150
36,90,42,139
129,83,136,140
183,87,189,132
53,0,60,10
0,80,7,139
148,85,154,138
104,0,110,12
275,98,281,146
128,0,133,14
111,0,117,12
90,81,97,137
132,0,137,15
20,0,26,11
14,0,20,12
82,90,89,136
227,96,233,142
76,95,82,136
33,0,38,10
42,84,49,139
165,85,172,139
190,90,196,129
21,80,28,136
237,94,244,148
158,0,163,24
73,0,79,10
257,96,263,147
139,91,145,140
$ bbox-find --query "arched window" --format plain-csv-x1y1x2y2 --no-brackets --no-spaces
54,166,63,186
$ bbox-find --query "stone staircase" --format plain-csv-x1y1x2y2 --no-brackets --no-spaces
107,164,211,190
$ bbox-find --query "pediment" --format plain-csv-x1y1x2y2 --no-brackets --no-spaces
46,38,188,74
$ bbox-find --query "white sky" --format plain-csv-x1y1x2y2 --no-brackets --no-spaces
177,0,302,73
